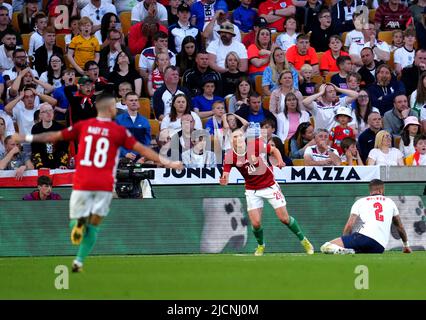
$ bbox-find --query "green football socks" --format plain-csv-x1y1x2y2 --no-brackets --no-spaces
76,224,100,263
252,226,264,245
287,216,305,241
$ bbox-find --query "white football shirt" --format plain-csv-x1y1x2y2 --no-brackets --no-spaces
351,195,399,248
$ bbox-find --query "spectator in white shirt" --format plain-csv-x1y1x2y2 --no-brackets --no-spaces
81,0,117,33
131,0,168,26
394,28,416,77
206,21,248,73
275,16,298,52
367,130,404,166
28,12,48,59
0,31,16,72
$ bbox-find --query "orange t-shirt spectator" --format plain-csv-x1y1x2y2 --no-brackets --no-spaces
247,27,273,79
258,0,296,32
286,35,319,72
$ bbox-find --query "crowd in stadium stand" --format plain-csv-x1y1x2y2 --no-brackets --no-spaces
1,0,426,174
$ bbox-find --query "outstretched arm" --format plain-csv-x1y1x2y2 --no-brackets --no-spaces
342,214,358,236
13,131,64,144
269,146,285,168
132,141,183,170
392,215,411,253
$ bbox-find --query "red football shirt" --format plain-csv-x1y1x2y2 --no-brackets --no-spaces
61,117,137,191
258,0,294,32
223,139,276,190
329,125,355,155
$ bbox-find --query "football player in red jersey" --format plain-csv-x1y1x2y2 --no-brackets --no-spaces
220,128,314,256
13,92,183,272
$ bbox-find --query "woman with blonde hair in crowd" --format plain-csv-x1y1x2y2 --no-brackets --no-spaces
221,52,246,97
367,130,404,166
262,47,298,96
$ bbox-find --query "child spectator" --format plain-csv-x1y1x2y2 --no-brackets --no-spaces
394,28,416,77
221,51,246,97
261,118,278,142
22,175,62,201
232,0,257,33
52,68,75,122
346,72,361,92
205,101,225,136
28,12,48,59
399,116,421,158
298,64,316,96
148,52,170,97
390,29,404,52
320,35,349,76
221,112,249,151
340,137,363,165
275,16,298,53
330,56,353,90
64,16,81,51
329,106,356,155
228,77,252,113
405,134,426,166
115,82,132,114
344,11,365,50
67,17,100,76
192,77,225,119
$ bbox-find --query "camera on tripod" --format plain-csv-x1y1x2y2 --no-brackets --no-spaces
115,159,156,198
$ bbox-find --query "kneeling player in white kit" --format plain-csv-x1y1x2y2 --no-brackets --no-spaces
321,179,412,254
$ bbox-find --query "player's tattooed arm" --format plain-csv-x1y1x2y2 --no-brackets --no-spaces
342,214,358,236
392,216,411,253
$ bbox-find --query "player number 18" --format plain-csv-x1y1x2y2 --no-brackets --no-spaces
80,135,110,168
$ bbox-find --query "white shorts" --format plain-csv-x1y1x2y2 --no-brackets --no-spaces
245,183,287,211
69,190,113,219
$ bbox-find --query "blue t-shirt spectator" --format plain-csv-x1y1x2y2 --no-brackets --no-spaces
116,112,151,159
204,117,223,135
52,85,70,121
192,95,224,112
232,5,256,33
191,0,228,32
262,66,299,92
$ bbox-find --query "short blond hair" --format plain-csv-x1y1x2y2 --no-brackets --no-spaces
79,17,93,27
300,64,313,73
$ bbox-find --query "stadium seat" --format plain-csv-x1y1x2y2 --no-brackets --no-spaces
292,159,305,166
342,32,347,45
120,11,132,37
225,95,231,112
255,75,263,95
310,116,315,128
262,96,270,110
56,34,66,53
138,98,151,119
378,31,392,44
272,32,281,43
312,75,324,86
394,136,401,149
325,72,338,83
369,9,376,23
135,54,140,70
21,33,32,53
149,119,160,137
284,139,290,156
12,12,19,32
388,51,395,70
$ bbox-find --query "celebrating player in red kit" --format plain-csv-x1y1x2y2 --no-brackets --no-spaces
13,92,183,272
220,128,314,256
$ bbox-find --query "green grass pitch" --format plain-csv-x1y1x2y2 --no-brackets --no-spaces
1,252,425,300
